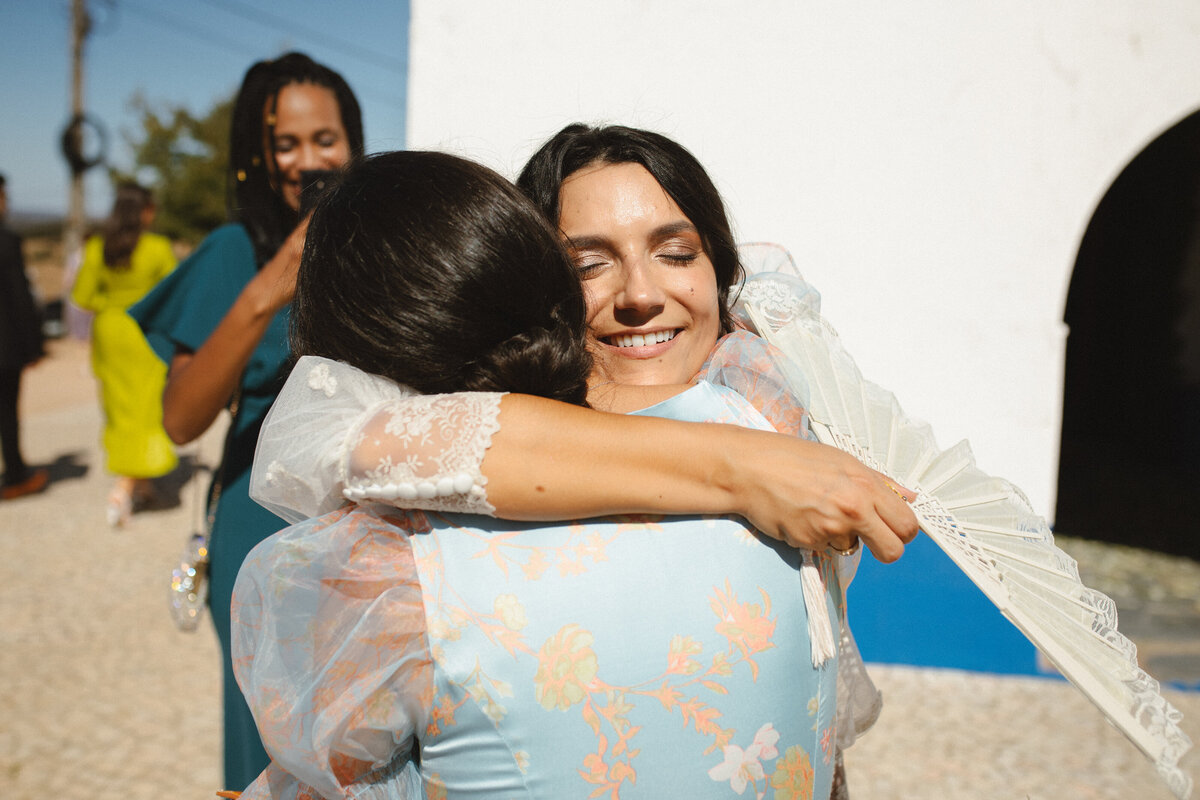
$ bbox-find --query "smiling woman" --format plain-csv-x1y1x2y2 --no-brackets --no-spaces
242,124,920,799
250,123,917,562
516,124,751,414
127,52,364,792
265,83,351,212
558,161,723,388
235,149,845,800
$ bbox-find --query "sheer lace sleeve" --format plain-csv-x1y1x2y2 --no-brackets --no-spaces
232,508,431,800
341,391,502,515
251,356,501,523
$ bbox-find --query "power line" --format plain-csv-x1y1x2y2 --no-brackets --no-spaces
115,0,273,65
197,0,407,78
109,0,406,110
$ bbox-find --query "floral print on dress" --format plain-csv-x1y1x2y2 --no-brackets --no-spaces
233,382,839,799
534,624,598,710
415,505,829,797
769,746,816,800
708,723,780,797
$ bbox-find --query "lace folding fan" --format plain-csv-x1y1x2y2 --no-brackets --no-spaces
734,250,1193,799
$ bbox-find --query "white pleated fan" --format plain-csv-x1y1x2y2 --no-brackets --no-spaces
738,277,1193,799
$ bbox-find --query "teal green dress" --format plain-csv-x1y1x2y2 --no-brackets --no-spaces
129,223,286,790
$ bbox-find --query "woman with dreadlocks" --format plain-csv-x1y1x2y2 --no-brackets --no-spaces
129,52,364,791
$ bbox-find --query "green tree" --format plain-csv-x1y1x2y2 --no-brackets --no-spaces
113,91,233,244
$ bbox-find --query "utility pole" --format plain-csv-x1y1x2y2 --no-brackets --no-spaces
64,0,91,275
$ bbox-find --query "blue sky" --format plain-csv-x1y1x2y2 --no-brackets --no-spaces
0,0,410,217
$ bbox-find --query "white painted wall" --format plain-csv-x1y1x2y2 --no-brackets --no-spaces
407,0,1200,519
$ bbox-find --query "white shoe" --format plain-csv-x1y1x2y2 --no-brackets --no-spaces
106,485,132,527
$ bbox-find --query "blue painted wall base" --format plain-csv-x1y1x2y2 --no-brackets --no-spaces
848,533,1050,676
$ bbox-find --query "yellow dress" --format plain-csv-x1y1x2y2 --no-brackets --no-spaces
71,233,178,477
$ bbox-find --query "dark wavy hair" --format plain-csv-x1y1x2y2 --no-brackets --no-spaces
292,151,593,405
516,123,743,334
229,52,364,266
101,182,153,269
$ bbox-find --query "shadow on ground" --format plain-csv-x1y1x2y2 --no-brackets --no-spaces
40,451,89,487
141,454,213,515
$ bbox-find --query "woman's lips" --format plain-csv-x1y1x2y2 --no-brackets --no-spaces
603,329,679,349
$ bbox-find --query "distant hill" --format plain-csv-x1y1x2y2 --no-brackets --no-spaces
8,211,107,238
7,210,68,236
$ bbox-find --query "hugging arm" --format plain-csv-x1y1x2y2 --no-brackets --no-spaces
161,222,308,444
252,357,917,561
484,394,916,561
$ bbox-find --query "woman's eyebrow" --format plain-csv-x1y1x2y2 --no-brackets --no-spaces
651,221,700,239
562,234,611,251
564,222,698,251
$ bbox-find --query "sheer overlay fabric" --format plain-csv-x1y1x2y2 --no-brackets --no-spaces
248,264,882,752
252,358,501,524
236,383,840,799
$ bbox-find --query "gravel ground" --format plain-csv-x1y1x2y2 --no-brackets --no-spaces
1,339,222,800
1,339,1196,799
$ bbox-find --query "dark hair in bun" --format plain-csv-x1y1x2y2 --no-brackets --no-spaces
292,150,592,405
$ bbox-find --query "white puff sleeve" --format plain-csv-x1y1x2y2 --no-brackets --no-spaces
251,356,502,523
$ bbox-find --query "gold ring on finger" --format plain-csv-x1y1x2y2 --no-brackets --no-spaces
834,540,861,557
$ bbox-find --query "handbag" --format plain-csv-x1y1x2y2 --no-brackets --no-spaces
168,463,219,633
168,530,211,632
168,393,237,633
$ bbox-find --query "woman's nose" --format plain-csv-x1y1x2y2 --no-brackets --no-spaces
613,257,666,323
295,144,322,172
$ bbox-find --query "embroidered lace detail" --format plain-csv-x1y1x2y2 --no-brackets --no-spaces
250,356,501,523
306,361,338,397
343,391,501,515
732,273,821,334
739,280,807,329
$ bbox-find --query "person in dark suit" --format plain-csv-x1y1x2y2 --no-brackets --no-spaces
0,173,48,500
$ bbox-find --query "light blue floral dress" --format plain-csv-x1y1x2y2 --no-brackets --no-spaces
233,378,841,800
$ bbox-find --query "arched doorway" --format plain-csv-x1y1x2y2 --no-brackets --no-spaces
1055,109,1200,561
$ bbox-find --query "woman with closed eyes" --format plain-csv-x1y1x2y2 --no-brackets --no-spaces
234,148,866,798
242,126,918,799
